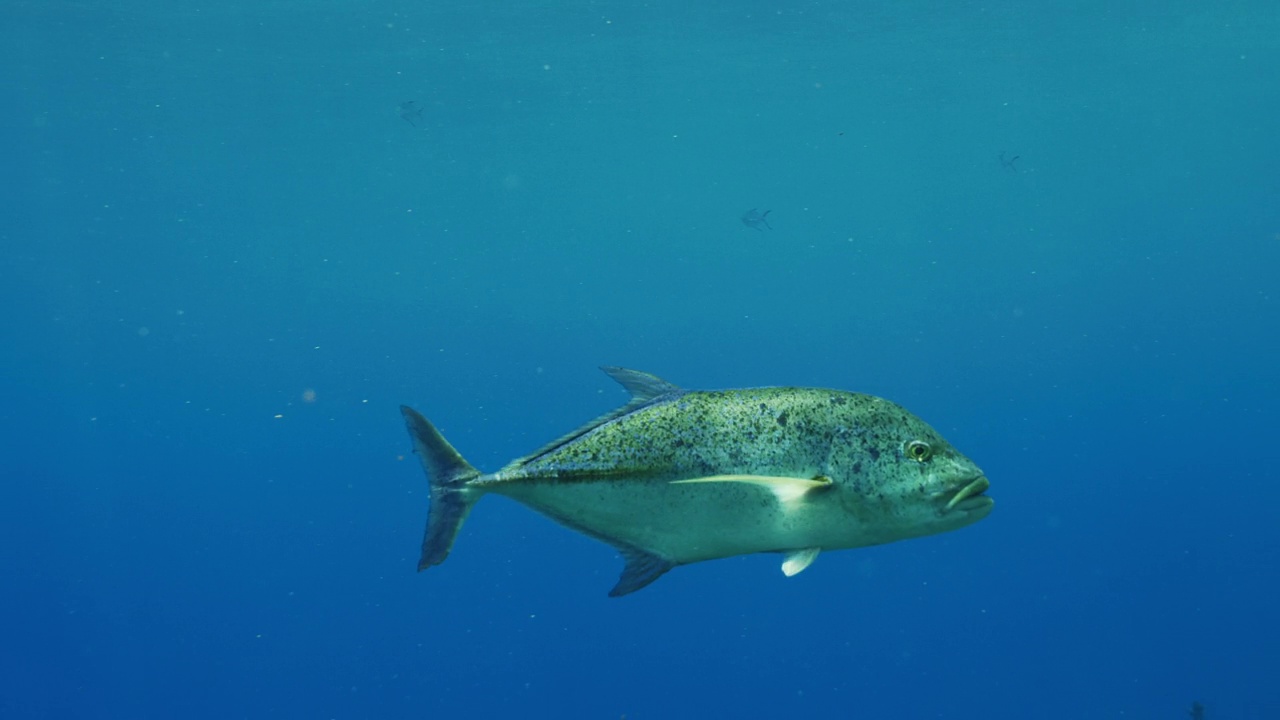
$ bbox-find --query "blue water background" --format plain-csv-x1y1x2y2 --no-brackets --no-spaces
3,1,1278,717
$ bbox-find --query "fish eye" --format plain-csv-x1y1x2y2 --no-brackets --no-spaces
905,440,932,462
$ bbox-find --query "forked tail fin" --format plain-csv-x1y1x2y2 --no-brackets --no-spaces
400,405,483,570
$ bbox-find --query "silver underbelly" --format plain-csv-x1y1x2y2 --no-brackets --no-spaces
493,477,865,564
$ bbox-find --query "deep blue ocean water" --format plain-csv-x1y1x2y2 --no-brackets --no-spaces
3,1,1278,718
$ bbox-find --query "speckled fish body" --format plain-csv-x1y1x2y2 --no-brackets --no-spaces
401,367,992,596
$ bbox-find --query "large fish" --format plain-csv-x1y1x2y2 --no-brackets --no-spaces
401,367,992,596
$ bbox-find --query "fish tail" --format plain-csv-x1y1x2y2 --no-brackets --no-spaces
400,405,484,570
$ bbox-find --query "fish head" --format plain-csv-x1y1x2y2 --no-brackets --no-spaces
830,398,993,539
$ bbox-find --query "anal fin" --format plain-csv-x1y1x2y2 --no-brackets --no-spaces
610,546,675,597
781,547,821,577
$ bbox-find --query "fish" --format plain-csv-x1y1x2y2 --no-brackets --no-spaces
399,100,424,127
741,208,773,230
401,367,993,596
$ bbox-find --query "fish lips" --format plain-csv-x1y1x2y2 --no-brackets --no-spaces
943,475,993,515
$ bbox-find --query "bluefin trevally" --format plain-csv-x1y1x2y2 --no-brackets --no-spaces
401,367,992,596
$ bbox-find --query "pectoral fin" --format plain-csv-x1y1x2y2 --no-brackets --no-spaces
781,547,821,577
670,474,833,504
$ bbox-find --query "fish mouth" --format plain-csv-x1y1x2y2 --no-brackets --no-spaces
944,476,992,513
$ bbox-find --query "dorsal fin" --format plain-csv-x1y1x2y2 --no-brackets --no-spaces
599,366,681,401
504,367,683,469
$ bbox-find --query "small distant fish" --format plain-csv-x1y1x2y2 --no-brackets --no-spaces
401,366,993,596
741,208,772,231
399,101,424,127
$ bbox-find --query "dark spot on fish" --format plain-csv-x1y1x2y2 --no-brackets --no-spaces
868,447,881,460
829,395,847,406
776,412,788,427
851,461,863,475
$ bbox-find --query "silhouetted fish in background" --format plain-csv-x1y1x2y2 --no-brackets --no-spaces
399,101,424,127
741,208,772,231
